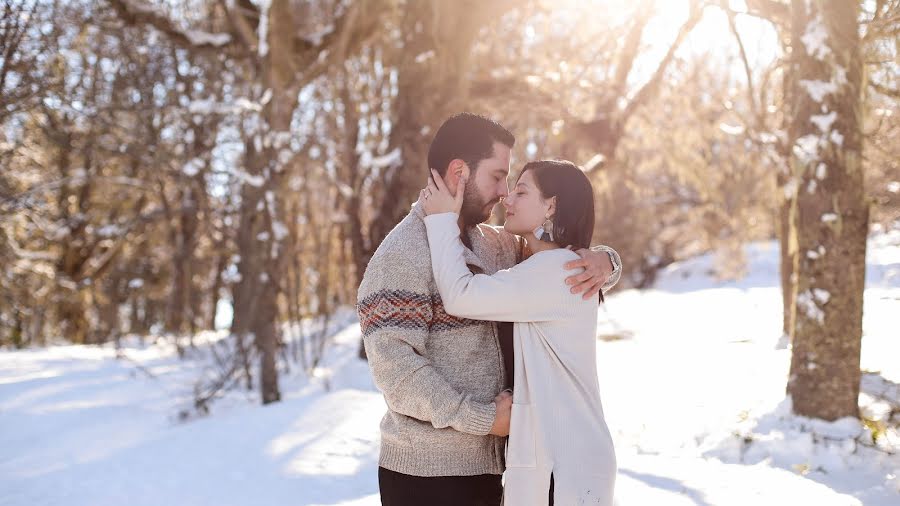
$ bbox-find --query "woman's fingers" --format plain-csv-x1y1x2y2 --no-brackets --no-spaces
454,175,466,209
416,190,429,213
430,169,449,194
426,176,439,195
421,169,465,214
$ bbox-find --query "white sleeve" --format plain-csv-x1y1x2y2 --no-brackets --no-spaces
424,212,579,323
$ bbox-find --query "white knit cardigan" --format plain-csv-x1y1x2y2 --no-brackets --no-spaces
424,212,617,506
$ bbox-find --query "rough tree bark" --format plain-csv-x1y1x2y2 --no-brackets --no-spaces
785,0,868,421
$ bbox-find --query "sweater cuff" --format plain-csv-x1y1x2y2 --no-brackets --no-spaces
591,245,622,291
461,400,497,436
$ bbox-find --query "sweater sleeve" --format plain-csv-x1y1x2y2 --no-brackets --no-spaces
357,253,496,436
591,244,622,293
424,212,581,323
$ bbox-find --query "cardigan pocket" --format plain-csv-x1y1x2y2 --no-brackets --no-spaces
506,403,536,467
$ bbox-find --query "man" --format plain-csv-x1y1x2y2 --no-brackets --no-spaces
358,113,621,506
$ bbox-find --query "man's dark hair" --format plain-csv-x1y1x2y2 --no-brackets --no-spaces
427,113,515,177
517,160,595,251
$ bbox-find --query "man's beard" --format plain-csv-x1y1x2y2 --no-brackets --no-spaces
459,183,497,226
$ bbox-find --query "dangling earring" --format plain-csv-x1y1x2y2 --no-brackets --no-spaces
533,216,554,242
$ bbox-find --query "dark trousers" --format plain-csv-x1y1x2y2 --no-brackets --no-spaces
378,467,503,506
548,473,555,505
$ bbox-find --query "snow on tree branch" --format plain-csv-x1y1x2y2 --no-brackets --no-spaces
109,0,233,50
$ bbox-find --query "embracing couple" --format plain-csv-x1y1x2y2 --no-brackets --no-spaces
358,113,620,506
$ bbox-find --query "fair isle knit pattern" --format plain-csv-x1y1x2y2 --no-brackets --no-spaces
358,290,481,336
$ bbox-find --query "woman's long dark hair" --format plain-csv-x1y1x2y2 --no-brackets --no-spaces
517,160,595,251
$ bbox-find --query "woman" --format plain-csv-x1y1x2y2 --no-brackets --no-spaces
419,159,617,506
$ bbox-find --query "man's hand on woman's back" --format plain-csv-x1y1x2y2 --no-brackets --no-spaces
564,248,615,300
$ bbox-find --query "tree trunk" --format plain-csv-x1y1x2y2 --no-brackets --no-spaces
59,290,90,345
164,178,200,337
777,193,795,337
208,251,227,330
97,273,125,346
367,0,512,253
786,0,868,421
230,0,303,404
337,75,368,290
130,296,147,336
778,31,797,340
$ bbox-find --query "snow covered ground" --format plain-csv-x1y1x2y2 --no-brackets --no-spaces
2,233,899,505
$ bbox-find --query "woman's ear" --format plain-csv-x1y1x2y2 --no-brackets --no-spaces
546,196,557,218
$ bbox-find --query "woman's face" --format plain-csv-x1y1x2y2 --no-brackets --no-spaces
502,170,554,237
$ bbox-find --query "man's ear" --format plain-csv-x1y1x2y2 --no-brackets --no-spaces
446,159,471,193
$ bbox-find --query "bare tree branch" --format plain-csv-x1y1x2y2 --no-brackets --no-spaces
870,80,900,99
0,175,155,214
621,2,705,122
108,0,233,51
608,0,654,105
288,0,391,90
743,0,790,26
469,76,572,122
720,1,760,122
218,0,258,52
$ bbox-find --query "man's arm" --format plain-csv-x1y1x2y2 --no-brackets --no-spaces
563,245,622,300
358,258,502,435
491,225,622,300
